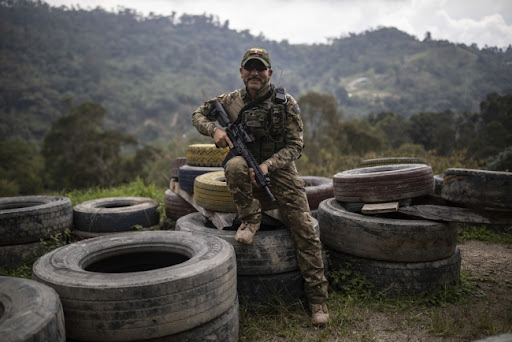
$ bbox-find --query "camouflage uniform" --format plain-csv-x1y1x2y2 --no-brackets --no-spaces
192,81,328,304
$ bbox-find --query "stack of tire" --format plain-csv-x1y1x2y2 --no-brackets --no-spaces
176,212,320,304
72,196,160,240
32,230,239,341
164,144,228,221
0,195,73,269
174,144,333,303
318,163,461,297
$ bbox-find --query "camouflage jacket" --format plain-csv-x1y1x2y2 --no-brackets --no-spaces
191,82,304,172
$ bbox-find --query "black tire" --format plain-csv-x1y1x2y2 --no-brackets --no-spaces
175,212,321,275
474,334,512,342
318,198,457,262
146,296,239,342
0,196,73,246
73,197,159,233
327,246,461,297
32,231,237,341
357,157,427,168
0,276,66,341
186,144,229,167
164,189,197,221
333,164,434,203
178,164,223,193
237,270,305,304
302,176,334,210
441,168,512,210
0,241,46,268
433,174,444,196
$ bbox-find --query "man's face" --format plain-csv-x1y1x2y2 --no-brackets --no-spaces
240,59,273,93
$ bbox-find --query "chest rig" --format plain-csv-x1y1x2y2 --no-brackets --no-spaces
238,86,287,163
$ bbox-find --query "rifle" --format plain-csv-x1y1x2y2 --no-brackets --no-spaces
207,100,276,202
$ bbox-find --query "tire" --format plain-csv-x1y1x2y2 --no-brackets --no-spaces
170,156,187,178
318,198,457,262
0,276,66,341
73,197,159,233
433,174,444,196
146,296,239,342
178,164,223,193
327,246,461,297
0,196,73,246
164,189,197,221
441,168,512,210
175,212,322,275
0,241,45,268
70,229,128,241
193,170,278,212
193,171,237,212
186,144,229,167
32,230,237,341
333,164,434,203
302,176,334,210
237,270,305,304
357,157,427,168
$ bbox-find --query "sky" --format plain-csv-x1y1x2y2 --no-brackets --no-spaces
45,0,512,49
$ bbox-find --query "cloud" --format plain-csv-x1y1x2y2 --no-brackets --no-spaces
45,0,512,48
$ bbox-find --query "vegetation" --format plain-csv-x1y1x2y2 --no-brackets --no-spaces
1,0,511,144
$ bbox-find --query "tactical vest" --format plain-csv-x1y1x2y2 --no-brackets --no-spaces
241,92,287,163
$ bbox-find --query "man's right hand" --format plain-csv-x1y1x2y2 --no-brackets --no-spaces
213,128,233,149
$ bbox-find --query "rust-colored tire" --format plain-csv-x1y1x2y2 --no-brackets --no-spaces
302,176,334,210
164,189,197,221
333,164,434,203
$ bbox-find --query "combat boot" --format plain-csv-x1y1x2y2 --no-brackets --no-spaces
234,221,260,245
310,303,329,325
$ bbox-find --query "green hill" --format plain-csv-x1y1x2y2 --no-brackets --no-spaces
1,0,511,146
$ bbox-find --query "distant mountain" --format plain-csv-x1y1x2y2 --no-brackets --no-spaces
1,0,511,145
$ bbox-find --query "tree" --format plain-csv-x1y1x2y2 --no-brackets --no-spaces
408,111,456,155
42,102,137,190
476,93,512,158
368,112,411,149
0,139,44,196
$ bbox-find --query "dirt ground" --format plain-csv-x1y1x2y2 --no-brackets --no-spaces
360,240,512,342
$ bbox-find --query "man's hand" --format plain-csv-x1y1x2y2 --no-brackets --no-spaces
249,163,269,187
213,128,233,149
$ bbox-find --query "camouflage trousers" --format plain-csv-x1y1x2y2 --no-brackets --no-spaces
224,156,328,304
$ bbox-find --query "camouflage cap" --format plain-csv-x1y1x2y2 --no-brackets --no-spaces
241,47,271,68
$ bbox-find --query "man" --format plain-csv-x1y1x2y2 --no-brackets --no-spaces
192,47,329,325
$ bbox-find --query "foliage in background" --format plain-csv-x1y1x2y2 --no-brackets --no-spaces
1,0,511,147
